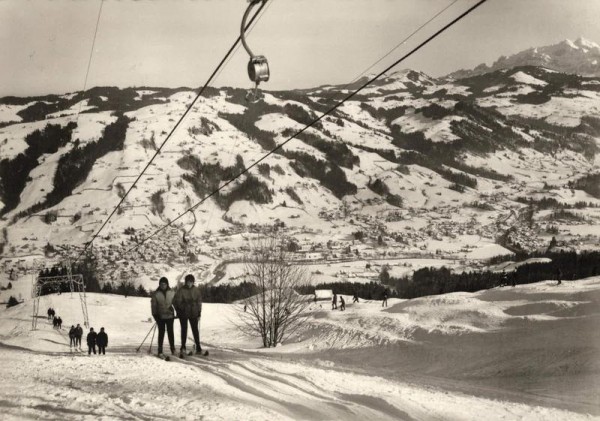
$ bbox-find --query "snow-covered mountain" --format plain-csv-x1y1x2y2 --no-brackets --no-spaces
449,37,600,79
0,59,599,273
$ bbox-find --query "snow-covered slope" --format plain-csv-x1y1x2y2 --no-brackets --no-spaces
0,276,598,420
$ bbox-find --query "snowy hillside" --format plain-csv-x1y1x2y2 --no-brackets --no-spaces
0,275,598,420
0,46,600,284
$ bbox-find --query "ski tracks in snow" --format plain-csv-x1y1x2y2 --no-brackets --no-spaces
170,352,413,420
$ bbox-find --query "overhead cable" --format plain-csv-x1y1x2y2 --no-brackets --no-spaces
124,0,488,255
75,0,271,262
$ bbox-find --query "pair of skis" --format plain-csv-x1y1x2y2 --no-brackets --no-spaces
157,349,209,362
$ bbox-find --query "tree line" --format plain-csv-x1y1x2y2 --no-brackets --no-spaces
383,250,600,299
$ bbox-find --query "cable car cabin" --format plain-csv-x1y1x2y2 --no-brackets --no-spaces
248,55,269,83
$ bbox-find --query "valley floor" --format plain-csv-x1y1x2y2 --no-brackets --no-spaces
0,277,599,420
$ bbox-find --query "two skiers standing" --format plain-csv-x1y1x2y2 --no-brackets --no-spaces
150,274,205,359
47,307,55,321
85,327,108,355
53,316,62,329
151,277,176,357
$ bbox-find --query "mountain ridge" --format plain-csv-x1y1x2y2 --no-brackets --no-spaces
448,37,600,79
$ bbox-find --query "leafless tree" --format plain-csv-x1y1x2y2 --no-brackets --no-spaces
236,236,311,348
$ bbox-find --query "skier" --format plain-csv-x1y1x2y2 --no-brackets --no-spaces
75,324,83,350
53,316,58,329
87,328,97,355
332,293,337,310
173,274,204,357
151,277,176,358
352,292,359,303
556,268,562,286
96,327,108,355
382,290,388,307
68,325,76,348
339,296,346,311
511,272,516,287
57,316,63,330
501,272,508,287
47,308,52,320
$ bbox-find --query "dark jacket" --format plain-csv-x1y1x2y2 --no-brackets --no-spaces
96,331,108,347
68,327,76,338
173,285,202,319
75,326,83,338
87,331,97,346
151,288,176,320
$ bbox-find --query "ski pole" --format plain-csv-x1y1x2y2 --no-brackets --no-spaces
148,323,157,354
136,322,157,353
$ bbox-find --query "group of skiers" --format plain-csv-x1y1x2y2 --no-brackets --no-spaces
150,274,204,359
47,308,64,329
84,327,108,355
52,315,63,329
67,324,84,349
498,268,564,287
331,290,388,310
331,293,346,311
47,307,107,355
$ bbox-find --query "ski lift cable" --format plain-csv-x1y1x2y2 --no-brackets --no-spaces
173,0,277,244
124,0,489,255
75,0,272,263
72,0,105,124
194,0,276,240
347,0,460,85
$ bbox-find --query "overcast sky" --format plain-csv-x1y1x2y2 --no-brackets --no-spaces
1,0,600,97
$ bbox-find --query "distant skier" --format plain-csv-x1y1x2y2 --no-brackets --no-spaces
57,317,63,330
47,308,52,320
382,290,388,308
332,293,337,310
87,328,97,355
339,296,346,311
151,277,176,358
511,272,516,288
68,325,76,348
556,268,562,286
501,272,508,287
96,327,108,355
53,316,58,329
75,324,83,349
173,274,204,357
352,292,359,303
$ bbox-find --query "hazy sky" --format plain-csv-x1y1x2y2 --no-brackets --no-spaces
1,0,600,97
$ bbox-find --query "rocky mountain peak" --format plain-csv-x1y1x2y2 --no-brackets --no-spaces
448,37,600,79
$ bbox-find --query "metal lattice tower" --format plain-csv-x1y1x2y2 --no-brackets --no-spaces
31,259,89,330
